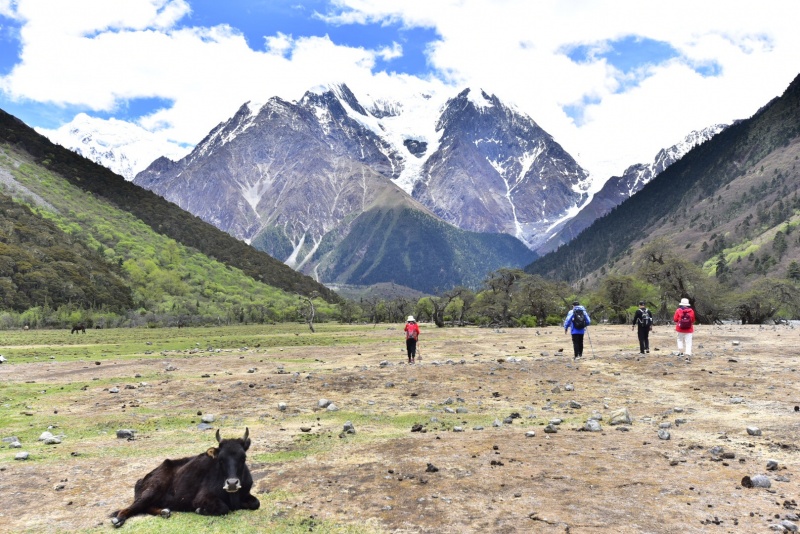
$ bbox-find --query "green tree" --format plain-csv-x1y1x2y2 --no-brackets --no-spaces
788,260,800,282
597,275,641,323
512,274,568,326
773,230,788,260
728,278,800,324
475,268,525,326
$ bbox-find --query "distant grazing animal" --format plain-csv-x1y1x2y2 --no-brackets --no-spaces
71,323,86,334
110,428,259,528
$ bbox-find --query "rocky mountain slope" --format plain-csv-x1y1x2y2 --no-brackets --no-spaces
536,124,727,255
134,85,582,291
526,73,800,289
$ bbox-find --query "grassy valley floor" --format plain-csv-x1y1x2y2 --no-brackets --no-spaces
1,322,799,533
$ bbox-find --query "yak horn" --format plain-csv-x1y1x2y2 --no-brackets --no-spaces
215,429,222,443
243,427,249,440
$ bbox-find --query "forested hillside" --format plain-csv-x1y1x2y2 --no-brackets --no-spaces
527,72,800,291
0,110,341,328
0,192,133,312
0,110,338,303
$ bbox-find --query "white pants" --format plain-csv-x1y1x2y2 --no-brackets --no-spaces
677,332,693,355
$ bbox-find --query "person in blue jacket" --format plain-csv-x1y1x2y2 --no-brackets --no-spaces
564,301,591,359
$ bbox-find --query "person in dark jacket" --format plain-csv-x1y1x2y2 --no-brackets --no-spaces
564,301,591,359
631,300,653,354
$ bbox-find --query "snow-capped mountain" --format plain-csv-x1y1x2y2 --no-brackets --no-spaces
536,124,728,255
135,84,591,255
36,113,189,180
135,84,540,291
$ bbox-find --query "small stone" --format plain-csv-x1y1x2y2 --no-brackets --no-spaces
15,451,29,460
730,397,744,404
544,424,558,434
109,387,120,394
658,429,671,440
426,463,439,473
741,474,771,488
453,426,464,432
525,430,536,437
766,460,779,471
278,402,287,411
326,403,339,412
318,399,331,408
608,408,632,425
342,421,356,434
564,384,574,391
116,429,135,439
201,414,215,423
781,520,798,533
569,400,582,409
746,426,762,436
583,420,602,432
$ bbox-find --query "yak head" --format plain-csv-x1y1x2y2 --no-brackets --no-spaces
206,428,251,493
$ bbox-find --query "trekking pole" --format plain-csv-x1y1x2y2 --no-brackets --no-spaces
587,329,595,358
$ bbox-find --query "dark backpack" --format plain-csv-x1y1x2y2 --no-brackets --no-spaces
639,309,653,328
678,309,693,329
572,309,586,329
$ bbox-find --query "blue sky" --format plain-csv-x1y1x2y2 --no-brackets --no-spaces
1,0,799,179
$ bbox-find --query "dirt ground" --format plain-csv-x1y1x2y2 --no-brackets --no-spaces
2,323,800,533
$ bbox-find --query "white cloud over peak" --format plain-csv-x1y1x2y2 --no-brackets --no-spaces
1,0,799,180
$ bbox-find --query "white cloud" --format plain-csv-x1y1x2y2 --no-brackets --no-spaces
2,0,799,179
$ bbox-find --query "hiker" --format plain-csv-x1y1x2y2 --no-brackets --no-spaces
564,301,591,359
631,300,653,354
404,315,420,364
673,298,695,356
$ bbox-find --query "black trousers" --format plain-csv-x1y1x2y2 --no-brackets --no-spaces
571,334,584,357
406,338,417,358
637,328,650,352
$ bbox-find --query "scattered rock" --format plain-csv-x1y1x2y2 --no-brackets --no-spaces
583,420,602,432
658,429,671,440
525,430,536,437
426,463,439,473
342,421,356,435
318,399,331,408
608,408,633,426
14,452,29,460
116,429,135,439
746,426,762,436
741,474,771,488
767,460,779,471
278,402,287,411
544,424,558,434
201,414,215,423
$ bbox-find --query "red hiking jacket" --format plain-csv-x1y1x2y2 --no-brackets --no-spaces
673,307,695,333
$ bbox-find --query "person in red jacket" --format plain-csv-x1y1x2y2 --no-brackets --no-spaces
404,315,420,364
673,298,696,356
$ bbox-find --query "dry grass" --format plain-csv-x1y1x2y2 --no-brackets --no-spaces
1,323,799,533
